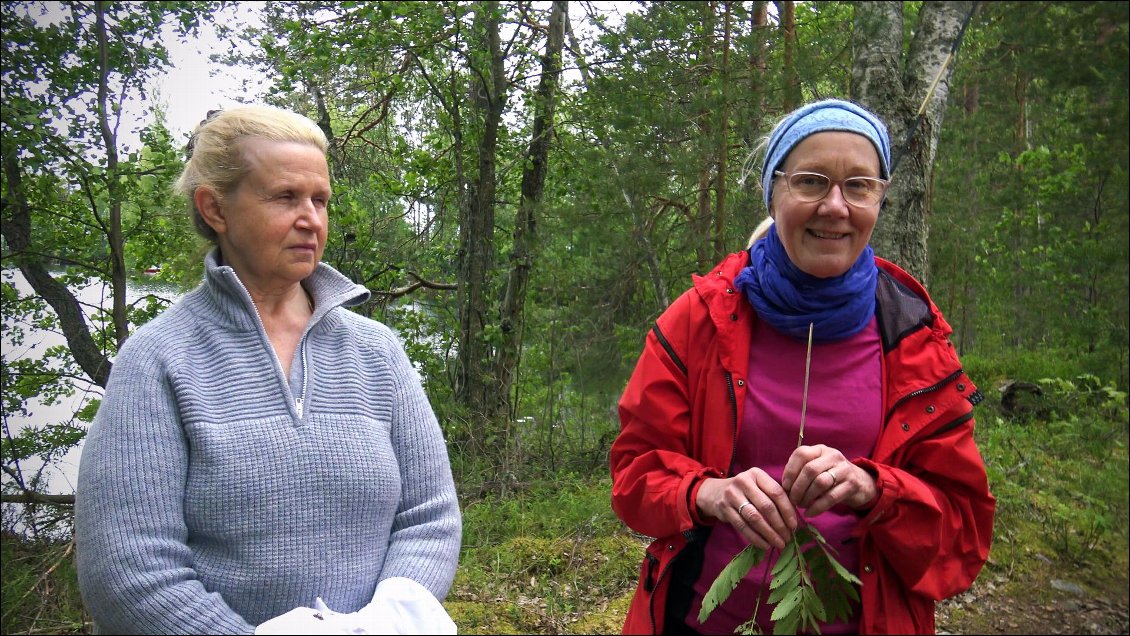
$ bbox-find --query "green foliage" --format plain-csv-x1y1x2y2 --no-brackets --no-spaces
699,525,860,635
450,474,641,635
933,0,1129,389
978,373,1128,573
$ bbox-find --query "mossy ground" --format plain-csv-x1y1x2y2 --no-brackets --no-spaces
4,378,1128,635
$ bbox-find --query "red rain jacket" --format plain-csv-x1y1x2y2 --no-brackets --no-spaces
611,251,995,634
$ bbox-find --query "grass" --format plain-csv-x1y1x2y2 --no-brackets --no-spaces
0,533,86,635
2,375,1127,635
448,473,643,634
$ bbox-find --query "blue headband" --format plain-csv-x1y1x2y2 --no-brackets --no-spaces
761,99,891,212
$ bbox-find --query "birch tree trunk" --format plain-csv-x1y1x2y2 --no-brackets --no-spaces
852,0,978,285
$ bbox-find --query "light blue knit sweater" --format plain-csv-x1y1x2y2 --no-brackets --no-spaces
75,251,462,634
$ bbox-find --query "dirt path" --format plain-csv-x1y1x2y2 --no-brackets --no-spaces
936,569,1129,635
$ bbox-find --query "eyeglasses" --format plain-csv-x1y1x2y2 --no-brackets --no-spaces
773,170,890,207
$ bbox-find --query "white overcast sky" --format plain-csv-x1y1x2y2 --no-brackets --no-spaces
145,3,268,145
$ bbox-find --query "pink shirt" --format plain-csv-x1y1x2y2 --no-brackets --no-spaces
687,317,882,634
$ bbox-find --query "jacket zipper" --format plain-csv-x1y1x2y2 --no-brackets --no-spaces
724,371,739,476
887,368,962,415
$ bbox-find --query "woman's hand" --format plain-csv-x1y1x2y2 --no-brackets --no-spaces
781,444,877,516
696,468,798,551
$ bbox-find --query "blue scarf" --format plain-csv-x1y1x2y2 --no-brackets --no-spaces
734,227,877,343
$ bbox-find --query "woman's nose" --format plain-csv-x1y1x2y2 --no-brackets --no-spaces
818,183,851,216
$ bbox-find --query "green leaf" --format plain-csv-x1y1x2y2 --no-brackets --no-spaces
769,567,800,591
769,587,803,622
770,540,798,577
802,585,827,622
697,543,765,624
767,568,799,604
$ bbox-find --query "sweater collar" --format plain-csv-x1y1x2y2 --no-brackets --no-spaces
200,248,370,330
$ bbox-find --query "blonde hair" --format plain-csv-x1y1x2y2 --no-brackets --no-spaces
174,105,329,243
738,125,779,249
745,215,774,248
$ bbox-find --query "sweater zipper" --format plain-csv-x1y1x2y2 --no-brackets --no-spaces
229,270,311,422
294,341,309,418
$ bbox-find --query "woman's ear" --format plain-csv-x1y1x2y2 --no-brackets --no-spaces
194,187,226,235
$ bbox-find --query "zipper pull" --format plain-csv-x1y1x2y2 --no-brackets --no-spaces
295,397,304,418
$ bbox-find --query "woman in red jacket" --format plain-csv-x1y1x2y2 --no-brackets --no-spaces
610,99,995,635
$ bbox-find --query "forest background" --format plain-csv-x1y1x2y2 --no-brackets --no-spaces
2,1,1127,634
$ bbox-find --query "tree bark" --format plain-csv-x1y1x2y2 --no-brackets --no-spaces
852,1,978,285
743,2,769,150
780,1,800,111
712,1,733,263
489,0,566,422
455,1,506,420
1,148,112,389
95,1,129,348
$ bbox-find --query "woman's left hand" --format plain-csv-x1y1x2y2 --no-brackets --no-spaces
780,444,877,516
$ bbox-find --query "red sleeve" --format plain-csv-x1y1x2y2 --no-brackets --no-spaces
610,293,722,539
853,400,995,599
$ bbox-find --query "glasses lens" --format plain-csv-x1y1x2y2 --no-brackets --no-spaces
788,173,831,202
842,177,886,206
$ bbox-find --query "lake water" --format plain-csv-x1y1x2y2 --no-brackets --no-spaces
1,269,182,497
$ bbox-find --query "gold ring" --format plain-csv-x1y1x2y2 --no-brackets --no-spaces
827,469,837,486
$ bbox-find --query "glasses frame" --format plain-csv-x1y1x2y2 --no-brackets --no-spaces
773,170,890,207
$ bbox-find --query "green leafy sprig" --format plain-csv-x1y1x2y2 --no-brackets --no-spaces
699,323,861,634
697,524,860,635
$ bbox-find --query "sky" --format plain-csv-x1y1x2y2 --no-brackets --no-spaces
143,4,268,145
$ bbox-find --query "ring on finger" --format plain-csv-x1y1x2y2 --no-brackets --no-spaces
826,469,837,486
738,501,754,516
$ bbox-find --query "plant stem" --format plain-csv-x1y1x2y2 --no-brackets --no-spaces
797,322,814,448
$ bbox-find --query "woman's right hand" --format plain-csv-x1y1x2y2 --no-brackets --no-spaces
695,468,798,551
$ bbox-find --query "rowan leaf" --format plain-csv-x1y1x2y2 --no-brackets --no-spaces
767,567,799,604
770,587,803,622
771,540,798,577
698,543,765,624
769,567,801,591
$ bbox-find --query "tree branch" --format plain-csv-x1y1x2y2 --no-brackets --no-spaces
371,272,456,299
